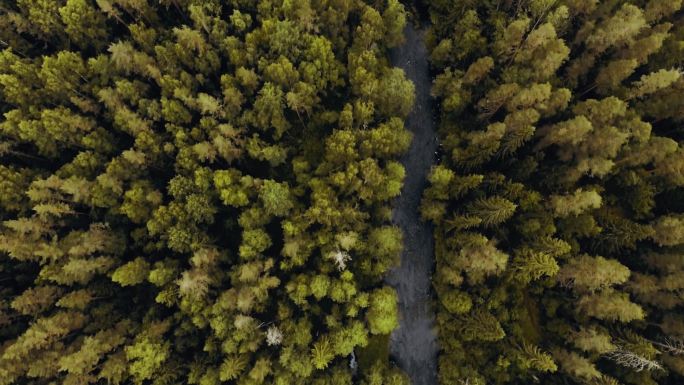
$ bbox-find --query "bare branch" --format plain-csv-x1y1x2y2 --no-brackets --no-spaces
604,347,663,372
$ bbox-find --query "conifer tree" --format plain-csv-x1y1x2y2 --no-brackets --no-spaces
423,0,684,383
0,1,413,383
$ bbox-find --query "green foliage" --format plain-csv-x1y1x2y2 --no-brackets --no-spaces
111,258,151,287
59,0,108,49
467,196,517,227
557,255,630,292
367,226,403,262
424,0,684,383
366,287,399,335
4,0,684,383
373,67,415,118
311,336,335,370
259,180,294,217
511,248,559,284
125,337,171,383
651,215,684,246
549,189,602,218
361,361,410,385
516,342,557,373
577,289,645,322
439,290,473,315
553,348,601,381
219,354,248,381
571,327,616,354
460,310,506,342
0,1,413,384
456,233,509,284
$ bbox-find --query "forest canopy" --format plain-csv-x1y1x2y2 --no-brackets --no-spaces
3,1,684,385
0,0,414,384
422,0,684,384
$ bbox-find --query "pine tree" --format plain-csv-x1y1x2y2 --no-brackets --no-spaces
576,289,645,322
467,196,517,227
557,255,630,292
366,287,399,335
111,257,150,287
515,342,557,373
511,248,559,284
459,309,506,342
311,336,335,369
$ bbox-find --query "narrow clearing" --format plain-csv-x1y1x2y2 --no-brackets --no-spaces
385,24,439,385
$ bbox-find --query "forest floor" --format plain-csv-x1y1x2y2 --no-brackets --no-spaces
385,24,440,385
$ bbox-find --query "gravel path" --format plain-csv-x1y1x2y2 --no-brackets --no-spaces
386,24,439,385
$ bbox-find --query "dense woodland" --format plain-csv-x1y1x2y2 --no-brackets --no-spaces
0,0,415,384
421,0,684,384
2,0,684,385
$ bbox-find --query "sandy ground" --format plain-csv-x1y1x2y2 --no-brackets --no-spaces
385,24,440,385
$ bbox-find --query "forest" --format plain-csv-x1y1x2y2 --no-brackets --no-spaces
0,1,683,385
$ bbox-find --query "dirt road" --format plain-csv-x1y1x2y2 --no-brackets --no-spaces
385,23,439,385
